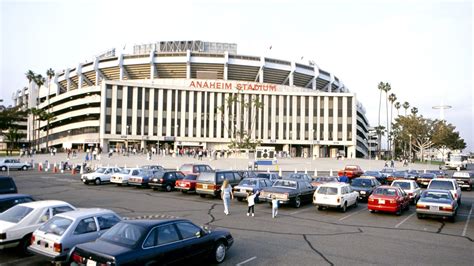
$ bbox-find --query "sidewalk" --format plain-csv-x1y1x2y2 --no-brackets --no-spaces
12,152,441,172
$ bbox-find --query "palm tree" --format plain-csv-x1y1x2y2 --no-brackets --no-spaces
34,74,45,150
29,107,42,151
394,102,401,116
374,125,385,159
377,82,385,131
383,83,391,157
45,68,55,151
411,107,418,116
388,93,397,158
403,101,410,116
25,70,36,147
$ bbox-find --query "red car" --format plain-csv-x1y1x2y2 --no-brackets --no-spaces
175,174,199,193
368,185,410,215
338,165,364,179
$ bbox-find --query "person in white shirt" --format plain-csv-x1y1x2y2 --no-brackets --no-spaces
246,191,259,217
271,195,279,218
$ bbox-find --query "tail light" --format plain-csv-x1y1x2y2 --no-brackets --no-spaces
30,234,35,245
283,193,289,200
71,252,84,263
416,204,428,209
159,178,164,183
408,193,413,196
368,197,374,202
337,197,340,203
215,185,221,190
53,242,62,253
390,199,396,204
440,205,453,211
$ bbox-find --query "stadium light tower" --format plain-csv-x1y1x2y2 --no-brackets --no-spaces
432,105,452,121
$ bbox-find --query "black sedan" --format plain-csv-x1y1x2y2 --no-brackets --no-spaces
70,219,234,265
259,179,315,208
351,177,381,201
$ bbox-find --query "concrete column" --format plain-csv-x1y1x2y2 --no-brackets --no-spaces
278,95,284,140
141,87,145,136
270,95,276,141
188,91,194,137
316,96,321,141
300,96,305,140
157,89,164,137
131,87,138,135
149,50,156,79
196,92,202,138
149,89,155,137
224,52,229,80
186,50,191,79
209,92,215,138
223,93,229,139
289,62,295,86
77,64,83,90
166,89,172,137
65,69,71,91
216,92,222,139
180,90,186,137
342,96,348,141
263,94,269,140
333,96,338,141
121,86,127,135
111,85,117,134
292,95,297,140
259,57,264,83
119,54,124,80
323,96,329,141
309,96,314,139
286,95,290,140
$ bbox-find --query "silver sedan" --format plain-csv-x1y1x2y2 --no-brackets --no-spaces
416,189,458,222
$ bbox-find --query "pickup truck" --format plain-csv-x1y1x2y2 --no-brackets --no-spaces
338,165,364,179
452,171,474,191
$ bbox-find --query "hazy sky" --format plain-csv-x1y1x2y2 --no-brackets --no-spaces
1,0,472,151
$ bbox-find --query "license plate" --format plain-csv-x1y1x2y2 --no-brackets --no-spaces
203,184,208,189
180,183,186,187
240,189,246,192
360,191,366,194
379,199,385,204
87,259,97,266
429,206,439,211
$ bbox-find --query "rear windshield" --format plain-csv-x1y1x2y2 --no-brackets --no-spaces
392,182,410,189
0,179,14,189
256,173,270,179
429,180,454,190
120,169,131,174
373,188,397,196
314,177,337,182
421,191,452,200
317,187,338,195
0,205,33,223
39,216,73,236
95,168,106,173
197,173,216,182
273,180,297,189
365,171,380,176
239,179,258,186
351,179,372,187
184,175,197,180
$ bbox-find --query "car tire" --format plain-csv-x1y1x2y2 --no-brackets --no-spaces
199,194,206,198
341,202,347,213
211,241,227,263
294,196,301,208
396,207,402,216
369,209,375,213
0,166,6,171
181,190,187,194
165,184,172,192
317,206,323,211
22,165,28,171
94,178,101,185
354,199,358,208
417,213,423,219
237,197,243,202
18,234,32,254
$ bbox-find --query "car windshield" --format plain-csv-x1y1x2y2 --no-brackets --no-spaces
0,205,33,223
95,168,106,173
288,174,304,179
239,179,257,186
273,180,297,189
38,216,73,236
346,166,358,170
314,177,337,182
351,179,372,187
429,180,454,190
373,188,397,196
256,173,270,179
317,186,338,195
381,168,394,173
197,173,215,182
421,191,452,200
393,182,410,189
100,222,146,247
120,169,131,174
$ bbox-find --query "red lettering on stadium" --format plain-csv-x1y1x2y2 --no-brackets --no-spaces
189,81,277,92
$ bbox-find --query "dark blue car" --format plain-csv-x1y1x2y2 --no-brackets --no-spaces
0,193,34,213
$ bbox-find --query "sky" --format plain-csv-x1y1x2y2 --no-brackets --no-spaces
1,0,472,151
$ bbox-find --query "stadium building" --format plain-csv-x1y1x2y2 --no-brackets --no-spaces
13,41,370,158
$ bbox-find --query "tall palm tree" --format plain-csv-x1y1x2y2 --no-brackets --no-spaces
383,82,391,157
45,68,55,151
25,70,36,147
388,93,397,158
394,101,401,116
411,107,418,116
403,101,410,116
34,74,46,150
377,82,385,130
25,70,36,83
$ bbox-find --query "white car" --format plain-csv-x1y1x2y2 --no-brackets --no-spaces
0,158,30,171
110,168,145,185
0,200,75,252
428,178,462,205
81,167,122,185
313,182,358,212
28,208,121,263
391,180,421,204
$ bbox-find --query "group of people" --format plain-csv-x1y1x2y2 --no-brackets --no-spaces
220,180,279,218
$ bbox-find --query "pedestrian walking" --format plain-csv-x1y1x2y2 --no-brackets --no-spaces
390,159,395,168
246,191,259,217
271,195,279,218
221,179,234,215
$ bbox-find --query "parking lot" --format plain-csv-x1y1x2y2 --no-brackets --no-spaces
1,163,473,266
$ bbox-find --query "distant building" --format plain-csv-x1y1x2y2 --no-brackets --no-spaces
14,41,371,158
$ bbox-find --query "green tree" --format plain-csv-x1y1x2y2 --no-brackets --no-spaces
373,125,385,159
431,120,467,160
0,106,27,155
402,101,410,116
4,127,26,155
394,101,401,116
411,107,418,116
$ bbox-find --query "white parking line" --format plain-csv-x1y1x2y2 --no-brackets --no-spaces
290,208,312,215
236,256,257,266
461,204,473,237
338,208,366,221
394,213,415,228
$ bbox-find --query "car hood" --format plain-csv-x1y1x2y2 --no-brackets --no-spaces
76,239,133,258
0,220,16,232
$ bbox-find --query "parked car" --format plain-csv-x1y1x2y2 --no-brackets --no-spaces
313,182,359,212
311,176,339,188
427,178,462,205
179,164,213,176
259,179,315,208
391,180,421,204
390,171,410,182
28,208,121,263
368,186,410,215
380,168,396,180
0,159,30,171
196,171,242,198
427,170,447,179
255,172,280,183
148,171,186,192
238,171,258,179
0,200,75,251
351,177,381,201
416,189,458,222
141,165,165,174
127,170,159,188
110,168,149,186
363,171,386,184
337,165,364,179
416,173,437,187
287,173,313,182
0,194,34,213
175,174,199,194
81,167,122,185
407,170,420,180
69,219,234,265
233,178,273,202
452,171,474,191
0,176,18,194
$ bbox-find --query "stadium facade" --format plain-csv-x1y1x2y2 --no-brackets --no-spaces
13,41,370,158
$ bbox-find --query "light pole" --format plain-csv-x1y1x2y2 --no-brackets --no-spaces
432,105,452,121
408,133,412,162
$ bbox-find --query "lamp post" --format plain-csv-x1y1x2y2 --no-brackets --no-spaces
126,125,130,154
408,133,412,162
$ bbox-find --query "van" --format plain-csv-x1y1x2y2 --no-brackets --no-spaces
196,171,242,198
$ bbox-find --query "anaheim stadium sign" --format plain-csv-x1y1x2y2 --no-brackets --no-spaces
189,80,277,92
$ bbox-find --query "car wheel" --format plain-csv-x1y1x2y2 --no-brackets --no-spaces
369,209,375,213
237,197,243,202
417,213,423,219
395,207,402,216
0,166,6,171
211,241,227,263
94,178,101,185
294,196,301,208
165,184,172,192
181,190,187,194
354,199,358,208
199,194,206,198
18,234,32,254
341,202,347,213
22,165,28,171
317,206,323,211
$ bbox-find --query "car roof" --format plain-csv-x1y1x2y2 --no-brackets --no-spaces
392,179,414,183
56,208,116,219
355,176,377,180
19,200,70,208
0,193,31,200
0,176,14,180
242,177,269,181
423,189,452,194
431,178,456,182
319,182,347,188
